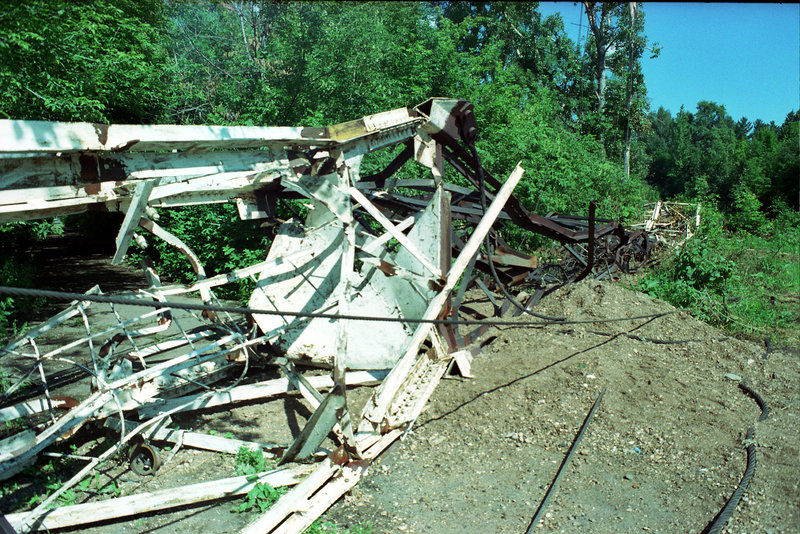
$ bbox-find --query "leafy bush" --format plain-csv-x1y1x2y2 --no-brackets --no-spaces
127,204,272,303
730,184,768,234
640,219,799,341
770,198,800,233
671,238,733,292
639,237,734,322
693,195,726,239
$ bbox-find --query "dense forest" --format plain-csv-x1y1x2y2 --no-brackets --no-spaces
1,1,798,340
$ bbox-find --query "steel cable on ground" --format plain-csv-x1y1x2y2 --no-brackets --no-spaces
0,285,678,330
526,387,606,534
738,382,769,422
700,381,768,534
557,328,710,345
700,427,757,534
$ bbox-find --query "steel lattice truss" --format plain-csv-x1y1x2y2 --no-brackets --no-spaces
0,99,653,532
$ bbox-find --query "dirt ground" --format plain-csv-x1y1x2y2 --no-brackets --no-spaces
323,281,799,534
2,236,798,534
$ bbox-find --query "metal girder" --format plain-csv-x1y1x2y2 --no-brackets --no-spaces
0,97,655,533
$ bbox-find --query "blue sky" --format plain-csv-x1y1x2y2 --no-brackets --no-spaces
537,2,800,125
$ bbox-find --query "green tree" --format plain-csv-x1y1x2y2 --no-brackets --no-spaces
643,100,798,227
165,1,464,126
0,0,174,338
767,112,799,211
0,0,172,122
581,2,658,178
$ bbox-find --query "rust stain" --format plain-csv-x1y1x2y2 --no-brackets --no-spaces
92,123,110,145
112,140,139,152
99,333,127,358
330,446,349,466
51,396,79,410
83,182,102,196
377,260,397,277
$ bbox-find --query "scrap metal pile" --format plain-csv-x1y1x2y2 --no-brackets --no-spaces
0,99,653,532
633,201,701,248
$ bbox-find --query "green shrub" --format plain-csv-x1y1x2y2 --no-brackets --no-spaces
639,236,734,323
126,204,272,303
640,220,799,341
671,238,733,293
730,184,768,234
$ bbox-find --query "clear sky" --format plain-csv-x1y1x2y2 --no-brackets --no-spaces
537,2,800,125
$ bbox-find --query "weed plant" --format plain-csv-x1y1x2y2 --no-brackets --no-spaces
638,202,799,343
232,481,286,513
234,446,273,477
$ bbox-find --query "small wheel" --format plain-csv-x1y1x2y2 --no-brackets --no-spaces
130,441,161,476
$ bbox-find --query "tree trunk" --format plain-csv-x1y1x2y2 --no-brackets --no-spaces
623,2,637,179
583,2,608,113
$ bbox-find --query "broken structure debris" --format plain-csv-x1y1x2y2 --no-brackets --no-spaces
634,201,701,248
0,99,654,532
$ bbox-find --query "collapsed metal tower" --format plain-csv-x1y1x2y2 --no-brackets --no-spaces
0,99,651,532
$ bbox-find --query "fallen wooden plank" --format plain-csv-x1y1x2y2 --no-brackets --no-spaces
137,370,388,419
106,418,282,456
177,432,279,456
0,396,77,423
240,459,340,534
6,464,315,531
272,461,368,534
242,429,403,534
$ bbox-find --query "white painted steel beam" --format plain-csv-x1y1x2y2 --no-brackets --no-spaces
6,464,315,531
359,163,524,431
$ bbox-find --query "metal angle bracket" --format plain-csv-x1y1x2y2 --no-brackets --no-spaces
279,383,347,465
112,179,157,265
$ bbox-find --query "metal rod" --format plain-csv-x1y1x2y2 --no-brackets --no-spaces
526,387,606,533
